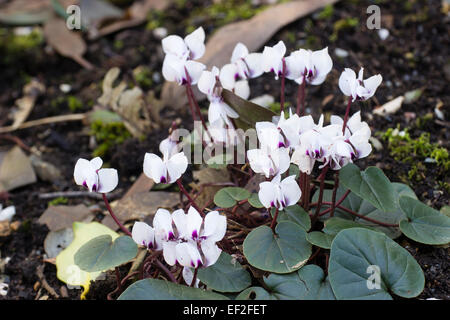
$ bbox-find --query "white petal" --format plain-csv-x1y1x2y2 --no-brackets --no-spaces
73,158,91,186
143,153,167,184
202,211,226,242
244,53,264,78
291,147,316,174
219,63,238,90
184,27,205,60
0,206,16,222
197,70,216,96
90,157,103,170
166,152,188,183
132,222,155,249
162,35,188,58
338,68,356,97
201,240,222,267
363,74,382,97
153,208,174,241
280,175,301,207
176,242,203,268
185,60,206,85
162,241,178,266
97,168,118,193
311,47,333,81
182,267,200,287
284,53,303,80
234,80,250,100
186,206,203,240
162,54,185,84
231,42,249,62
172,209,187,239
258,181,277,208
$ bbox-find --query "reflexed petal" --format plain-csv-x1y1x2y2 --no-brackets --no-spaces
284,53,303,80
363,74,382,96
162,241,178,266
234,80,250,100
97,168,118,193
185,27,205,60
73,158,91,185
166,152,188,183
202,211,226,242
201,240,222,267
172,209,187,238
231,42,249,62
280,175,301,207
162,35,188,58
291,148,316,174
162,54,185,84
338,68,356,97
153,208,174,241
182,267,199,287
245,53,264,78
132,222,155,249
90,157,103,170
0,206,15,222
311,47,333,79
186,207,203,240
219,63,238,90
143,153,167,184
185,60,206,85
258,181,277,208
176,242,203,268
197,70,216,96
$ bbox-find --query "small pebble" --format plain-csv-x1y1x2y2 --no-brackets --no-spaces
378,28,390,40
152,27,168,40
334,48,349,58
59,84,72,93
152,72,161,83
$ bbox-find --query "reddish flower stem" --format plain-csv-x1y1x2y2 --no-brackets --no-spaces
317,189,351,217
102,193,131,236
190,267,199,287
322,203,399,227
342,96,353,134
176,178,203,216
330,173,339,217
155,259,177,283
270,207,280,233
296,74,306,116
311,166,329,225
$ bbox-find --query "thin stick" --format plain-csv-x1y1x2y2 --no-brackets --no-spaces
102,193,131,236
39,190,121,201
0,113,86,134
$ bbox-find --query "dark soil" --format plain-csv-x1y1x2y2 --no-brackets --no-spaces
0,0,448,300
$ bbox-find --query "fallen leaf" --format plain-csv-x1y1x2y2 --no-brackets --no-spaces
373,96,404,116
12,79,45,130
0,221,10,237
0,0,52,25
161,0,339,109
192,167,231,209
43,16,94,70
38,204,94,231
44,227,74,259
0,146,37,192
79,0,123,31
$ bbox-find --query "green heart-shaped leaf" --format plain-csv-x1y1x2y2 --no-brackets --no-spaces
248,193,264,208
236,265,335,300
339,164,397,212
306,232,334,249
196,252,251,293
329,228,424,299
214,187,251,208
243,221,311,273
323,217,379,235
74,235,138,272
399,196,450,245
118,278,229,300
270,205,311,231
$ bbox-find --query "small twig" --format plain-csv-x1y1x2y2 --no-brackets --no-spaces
36,265,59,299
0,113,86,134
38,190,122,201
0,134,32,152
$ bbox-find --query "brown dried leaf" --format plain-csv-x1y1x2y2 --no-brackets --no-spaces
0,146,37,192
38,204,93,231
0,221,10,237
43,16,94,70
161,0,339,109
12,79,45,130
192,167,230,209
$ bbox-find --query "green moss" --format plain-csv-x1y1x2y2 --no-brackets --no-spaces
90,120,131,157
317,4,334,20
114,40,124,50
268,102,291,114
68,96,83,112
380,126,450,184
414,112,433,129
330,17,359,42
133,66,153,89
48,197,69,207
146,10,166,31
0,28,44,64
50,95,84,112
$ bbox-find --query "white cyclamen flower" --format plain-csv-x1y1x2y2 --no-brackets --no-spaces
339,67,382,102
0,205,15,222
143,150,188,184
258,175,301,210
285,47,333,85
161,27,206,85
74,157,118,193
219,42,263,90
262,41,287,80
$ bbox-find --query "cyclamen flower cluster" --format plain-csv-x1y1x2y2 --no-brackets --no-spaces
132,207,226,286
